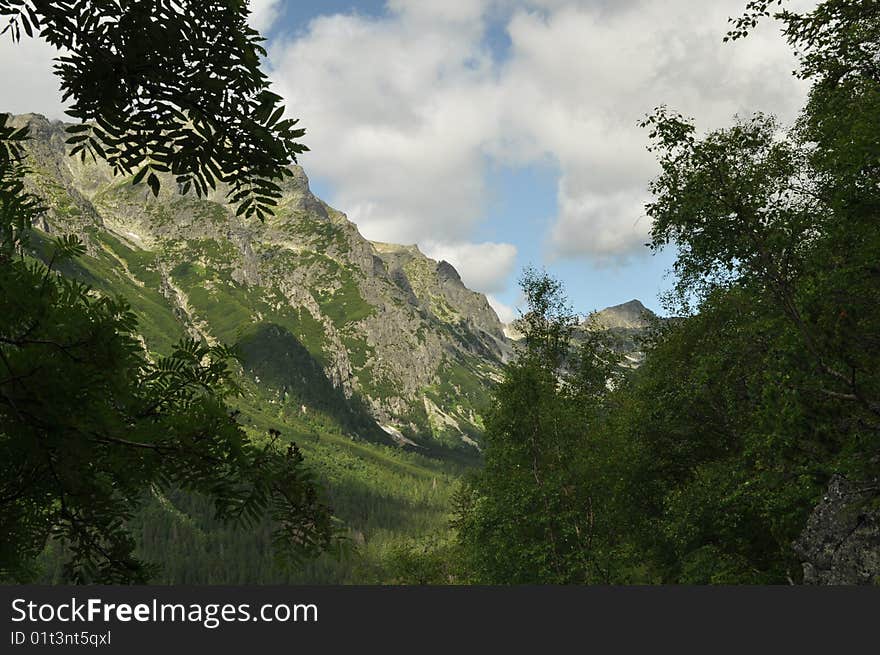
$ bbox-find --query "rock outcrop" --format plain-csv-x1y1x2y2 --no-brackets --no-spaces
793,475,880,585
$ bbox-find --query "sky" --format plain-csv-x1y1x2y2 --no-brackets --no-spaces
0,0,815,322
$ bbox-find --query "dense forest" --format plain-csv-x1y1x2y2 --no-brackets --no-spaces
2,0,878,585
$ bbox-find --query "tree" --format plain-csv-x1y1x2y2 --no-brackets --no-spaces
600,287,835,583
0,1,340,583
453,268,622,583
603,0,880,582
642,0,879,446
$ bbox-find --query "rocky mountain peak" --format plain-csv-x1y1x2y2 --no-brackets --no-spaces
589,299,655,330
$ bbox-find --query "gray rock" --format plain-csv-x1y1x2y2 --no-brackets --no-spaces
793,474,880,585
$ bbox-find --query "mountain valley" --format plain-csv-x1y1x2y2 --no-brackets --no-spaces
12,113,652,582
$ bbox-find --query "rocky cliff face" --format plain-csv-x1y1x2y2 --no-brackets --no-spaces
14,113,506,451
371,242,511,358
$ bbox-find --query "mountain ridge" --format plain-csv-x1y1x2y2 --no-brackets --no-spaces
12,112,507,452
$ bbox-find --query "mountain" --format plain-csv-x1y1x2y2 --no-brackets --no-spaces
578,299,660,369
12,113,505,453
504,298,658,369
589,299,656,330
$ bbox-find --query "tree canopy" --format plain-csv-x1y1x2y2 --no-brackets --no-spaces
453,268,623,584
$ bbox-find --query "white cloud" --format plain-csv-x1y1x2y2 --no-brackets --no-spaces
548,187,650,261
497,0,811,258
248,0,284,34
0,35,66,119
386,0,495,23
422,241,518,295
268,9,498,245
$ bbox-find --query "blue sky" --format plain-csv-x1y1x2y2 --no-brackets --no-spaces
0,0,813,322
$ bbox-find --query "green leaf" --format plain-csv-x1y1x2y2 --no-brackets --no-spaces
131,165,150,186
147,172,160,197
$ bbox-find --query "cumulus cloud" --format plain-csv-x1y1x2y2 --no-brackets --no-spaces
267,0,813,265
548,187,650,261
386,0,495,23
268,8,498,245
499,0,812,258
422,241,518,295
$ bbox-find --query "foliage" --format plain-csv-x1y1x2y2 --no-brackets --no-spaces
1,0,307,219
598,290,829,582
0,114,42,256
453,268,623,583
642,1,880,437
33,393,466,584
0,232,339,581
447,0,879,585
605,0,880,582
381,535,463,585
